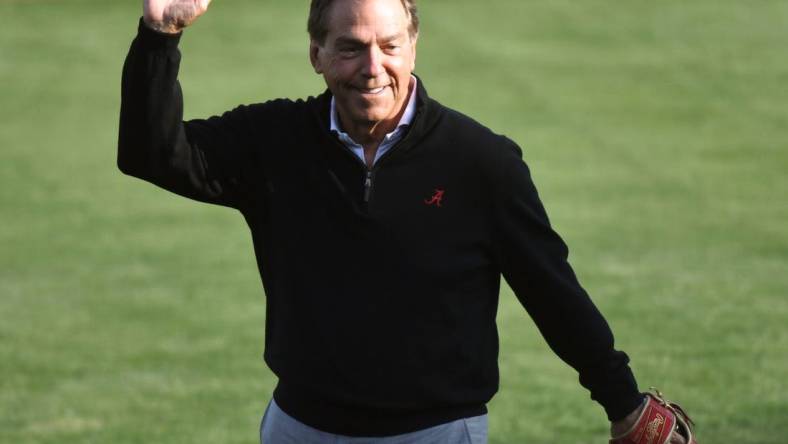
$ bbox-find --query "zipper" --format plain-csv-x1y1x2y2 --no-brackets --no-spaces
322,96,422,206
328,135,377,204
329,129,412,205
363,170,373,202
357,132,415,203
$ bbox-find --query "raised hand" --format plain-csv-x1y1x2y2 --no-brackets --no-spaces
143,0,212,34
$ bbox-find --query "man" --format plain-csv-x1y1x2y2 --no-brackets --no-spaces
119,0,691,442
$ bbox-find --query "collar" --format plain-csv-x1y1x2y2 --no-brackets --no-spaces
308,74,444,163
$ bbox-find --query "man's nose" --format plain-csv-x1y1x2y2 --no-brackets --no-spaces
361,47,384,77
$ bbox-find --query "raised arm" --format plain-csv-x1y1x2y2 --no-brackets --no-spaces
118,0,254,208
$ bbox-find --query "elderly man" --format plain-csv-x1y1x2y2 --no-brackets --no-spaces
119,0,693,443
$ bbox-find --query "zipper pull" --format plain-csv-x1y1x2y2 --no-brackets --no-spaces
363,170,373,202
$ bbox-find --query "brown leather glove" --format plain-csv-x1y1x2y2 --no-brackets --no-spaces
610,389,697,444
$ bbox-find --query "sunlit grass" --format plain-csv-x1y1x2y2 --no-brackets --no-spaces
1,1,786,442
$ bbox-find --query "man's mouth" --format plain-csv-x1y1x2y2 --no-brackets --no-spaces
355,86,388,95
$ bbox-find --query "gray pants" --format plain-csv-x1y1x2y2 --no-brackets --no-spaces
260,399,488,444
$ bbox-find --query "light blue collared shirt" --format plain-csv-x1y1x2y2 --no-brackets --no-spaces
330,76,418,167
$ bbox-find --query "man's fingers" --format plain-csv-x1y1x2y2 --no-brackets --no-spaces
669,430,687,444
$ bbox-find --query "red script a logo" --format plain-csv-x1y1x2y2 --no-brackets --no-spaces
424,189,445,207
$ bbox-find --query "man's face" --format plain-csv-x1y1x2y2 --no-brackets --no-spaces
310,0,417,129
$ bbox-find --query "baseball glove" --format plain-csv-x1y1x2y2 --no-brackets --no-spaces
610,388,697,444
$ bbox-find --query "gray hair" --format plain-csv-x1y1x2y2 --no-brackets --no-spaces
307,0,419,44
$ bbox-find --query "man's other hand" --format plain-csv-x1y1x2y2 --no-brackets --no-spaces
143,0,212,34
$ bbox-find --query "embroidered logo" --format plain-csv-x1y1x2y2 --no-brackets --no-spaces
424,188,445,207
644,413,666,444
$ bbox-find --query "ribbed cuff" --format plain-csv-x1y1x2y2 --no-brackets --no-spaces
604,390,646,422
136,17,182,50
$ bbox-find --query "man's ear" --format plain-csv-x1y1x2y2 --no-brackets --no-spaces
309,41,324,74
409,33,418,72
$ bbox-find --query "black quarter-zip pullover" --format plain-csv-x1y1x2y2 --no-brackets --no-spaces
118,19,643,437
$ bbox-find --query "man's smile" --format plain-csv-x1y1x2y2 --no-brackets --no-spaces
352,85,390,96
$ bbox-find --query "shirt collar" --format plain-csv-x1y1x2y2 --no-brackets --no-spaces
330,76,418,136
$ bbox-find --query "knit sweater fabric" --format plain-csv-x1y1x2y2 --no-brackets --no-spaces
118,19,643,436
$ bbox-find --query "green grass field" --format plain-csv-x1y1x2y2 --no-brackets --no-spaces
2,1,787,442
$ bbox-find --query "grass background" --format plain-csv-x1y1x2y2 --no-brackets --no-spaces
1,0,786,442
